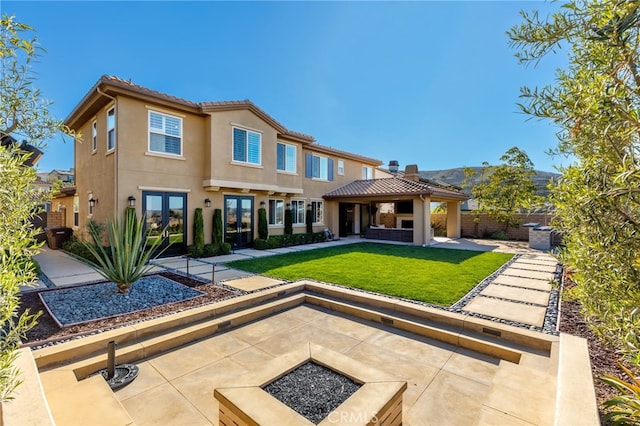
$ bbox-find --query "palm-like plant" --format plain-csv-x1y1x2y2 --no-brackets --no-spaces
81,208,165,293
601,362,640,425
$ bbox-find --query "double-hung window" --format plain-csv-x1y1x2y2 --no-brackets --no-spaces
149,111,182,156
311,200,324,224
305,153,333,181
91,121,97,152
233,127,261,165
276,142,296,173
73,196,79,228
337,160,344,175
362,166,373,179
107,107,115,151
291,200,306,224
268,199,284,225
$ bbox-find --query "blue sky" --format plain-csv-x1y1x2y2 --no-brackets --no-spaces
4,1,566,173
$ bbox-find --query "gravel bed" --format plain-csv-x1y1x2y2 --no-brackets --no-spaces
39,275,205,327
264,362,361,424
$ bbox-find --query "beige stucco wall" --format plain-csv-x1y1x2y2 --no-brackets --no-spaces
72,91,382,247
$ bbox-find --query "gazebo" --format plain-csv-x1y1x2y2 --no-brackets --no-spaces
323,165,469,246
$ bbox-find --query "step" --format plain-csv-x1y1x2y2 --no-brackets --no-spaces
479,360,557,425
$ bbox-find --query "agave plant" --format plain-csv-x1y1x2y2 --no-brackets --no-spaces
81,208,166,293
600,362,640,425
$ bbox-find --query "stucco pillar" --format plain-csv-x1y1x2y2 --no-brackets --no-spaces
446,201,461,238
423,196,431,246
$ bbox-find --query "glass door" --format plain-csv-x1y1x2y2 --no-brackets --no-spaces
143,191,186,256
224,195,253,248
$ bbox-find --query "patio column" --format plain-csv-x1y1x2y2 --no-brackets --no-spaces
422,196,432,246
446,201,461,238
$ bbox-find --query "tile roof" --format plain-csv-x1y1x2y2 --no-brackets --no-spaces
323,177,469,201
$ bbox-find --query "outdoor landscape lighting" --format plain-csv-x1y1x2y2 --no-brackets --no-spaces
127,195,136,207
204,198,211,208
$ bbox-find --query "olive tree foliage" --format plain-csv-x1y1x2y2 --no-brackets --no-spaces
0,15,72,400
464,147,543,233
508,1,640,363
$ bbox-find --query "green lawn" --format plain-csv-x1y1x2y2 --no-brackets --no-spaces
228,243,513,306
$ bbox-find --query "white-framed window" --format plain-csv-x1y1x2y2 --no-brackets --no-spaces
73,196,79,227
91,120,97,152
107,107,116,151
268,199,284,225
149,111,182,156
362,166,373,179
311,200,324,224
232,127,261,165
337,160,344,175
291,199,306,224
276,142,296,173
305,153,333,181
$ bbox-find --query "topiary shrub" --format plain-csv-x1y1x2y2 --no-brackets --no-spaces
254,239,269,250
212,208,223,245
194,208,204,251
220,242,231,254
258,207,268,240
284,208,293,235
306,208,313,234
203,243,219,257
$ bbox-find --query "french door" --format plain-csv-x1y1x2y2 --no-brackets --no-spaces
224,195,253,248
143,191,187,257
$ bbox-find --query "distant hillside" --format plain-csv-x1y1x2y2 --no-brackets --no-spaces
420,167,560,198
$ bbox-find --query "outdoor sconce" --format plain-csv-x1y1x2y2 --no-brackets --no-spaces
127,195,136,208
260,201,266,207
286,202,291,208
89,198,97,208
204,198,211,208
307,203,312,209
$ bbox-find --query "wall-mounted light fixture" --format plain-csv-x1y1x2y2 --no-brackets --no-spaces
260,201,266,207
286,202,291,208
127,195,136,208
89,198,98,208
307,203,312,209
204,198,211,208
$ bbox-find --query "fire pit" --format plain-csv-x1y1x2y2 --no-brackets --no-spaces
214,343,406,426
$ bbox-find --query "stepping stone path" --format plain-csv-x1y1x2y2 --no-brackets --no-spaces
462,254,558,328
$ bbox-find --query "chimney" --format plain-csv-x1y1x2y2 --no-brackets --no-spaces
388,160,399,174
404,164,420,181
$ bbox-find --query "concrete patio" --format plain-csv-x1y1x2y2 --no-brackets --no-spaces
9,238,599,425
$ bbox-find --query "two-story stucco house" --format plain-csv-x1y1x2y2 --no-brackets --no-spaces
64,76,466,255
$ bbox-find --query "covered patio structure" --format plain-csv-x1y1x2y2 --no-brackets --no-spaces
323,168,469,246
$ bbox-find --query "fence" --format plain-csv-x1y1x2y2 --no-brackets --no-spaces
431,212,553,241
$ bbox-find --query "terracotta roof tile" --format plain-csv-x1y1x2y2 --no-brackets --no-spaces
102,75,200,108
323,177,468,200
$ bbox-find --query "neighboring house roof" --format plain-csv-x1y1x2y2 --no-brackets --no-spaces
323,177,469,201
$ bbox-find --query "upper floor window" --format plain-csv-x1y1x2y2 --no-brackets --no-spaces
277,142,296,173
268,199,284,225
337,160,344,175
91,120,97,152
362,166,373,179
107,107,116,151
291,199,306,224
73,196,79,228
233,127,261,165
305,153,333,181
149,111,182,156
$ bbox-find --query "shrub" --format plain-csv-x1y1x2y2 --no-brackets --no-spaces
306,208,313,234
254,239,269,250
258,207,268,240
194,208,204,250
186,245,203,258
220,242,231,254
63,240,100,263
212,208,223,245
284,208,293,235
600,363,640,425
203,243,219,257
491,230,508,240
